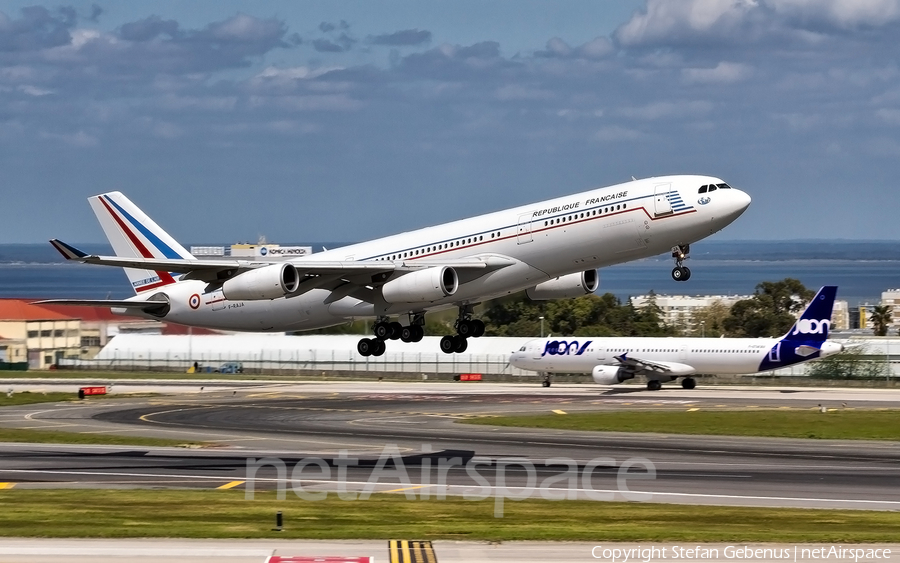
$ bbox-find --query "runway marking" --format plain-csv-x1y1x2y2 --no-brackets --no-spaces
217,480,245,490
383,485,427,494
0,483,15,489
687,408,699,412
552,410,567,415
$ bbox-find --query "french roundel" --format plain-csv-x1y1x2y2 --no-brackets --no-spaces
188,294,201,309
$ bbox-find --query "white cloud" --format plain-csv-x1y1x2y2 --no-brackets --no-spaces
767,0,900,28
615,0,758,46
876,108,900,125
618,100,714,120
682,61,752,84
494,84,553,101
39,130,98,147
594,125,642,141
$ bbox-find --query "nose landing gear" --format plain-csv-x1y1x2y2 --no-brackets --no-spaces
671,244,691,281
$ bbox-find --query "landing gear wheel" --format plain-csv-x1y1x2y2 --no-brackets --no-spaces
400,327,414,343
357,338,375,357
457,319,474,338
647,380,662,391
373,322,391,340
542,380,551,388
471,319,485,338
388,322,403,340
454,335,468,353
681,267,691,281
671,267,686,281
412,325,424,342
681,377,696,390
371,339,386,356
440,335,456,354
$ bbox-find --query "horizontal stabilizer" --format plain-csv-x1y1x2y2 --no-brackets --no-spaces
34,298,170,318
794,345,821,357
49,239,87,260
34,299,161,309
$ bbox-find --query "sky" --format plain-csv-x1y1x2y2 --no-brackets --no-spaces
2,0,900,244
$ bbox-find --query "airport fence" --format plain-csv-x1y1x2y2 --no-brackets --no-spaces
57,349,533,378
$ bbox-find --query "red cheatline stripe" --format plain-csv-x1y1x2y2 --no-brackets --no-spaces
99,197,176,286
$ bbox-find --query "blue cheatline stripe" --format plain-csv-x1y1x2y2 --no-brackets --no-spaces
103,196,182,260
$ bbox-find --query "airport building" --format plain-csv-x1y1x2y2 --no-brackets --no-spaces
0,300,81,369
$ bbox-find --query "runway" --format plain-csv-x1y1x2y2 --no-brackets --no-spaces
1,382,899,510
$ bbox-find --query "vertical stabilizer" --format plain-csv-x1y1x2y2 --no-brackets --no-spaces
88,191,193,294
781,285,837,343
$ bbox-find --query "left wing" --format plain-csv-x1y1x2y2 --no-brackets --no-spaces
51,239,516,281
613,353,695,376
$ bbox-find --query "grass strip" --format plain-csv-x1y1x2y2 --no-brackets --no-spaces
0,391,92,407
0,427,206,448
463,409,900,440
0,489,898,541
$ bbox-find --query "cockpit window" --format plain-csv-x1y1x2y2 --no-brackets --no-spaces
707,185,717,192
698,185,708,193
716,183,732,189
519,346,526,351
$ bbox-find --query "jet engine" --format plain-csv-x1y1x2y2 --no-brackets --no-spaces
382,266,458,304
526,270,599,300
592,365,634,385
221,263,300,300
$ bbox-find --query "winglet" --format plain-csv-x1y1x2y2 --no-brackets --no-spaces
49,239,87,260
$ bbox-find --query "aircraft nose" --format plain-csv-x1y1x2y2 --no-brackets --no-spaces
721,187,751,221
734,188,752,211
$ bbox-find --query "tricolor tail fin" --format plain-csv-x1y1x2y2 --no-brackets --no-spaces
88,191,194,295
781,286,837,343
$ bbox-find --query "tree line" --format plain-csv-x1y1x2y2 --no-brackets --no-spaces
303,278,822,338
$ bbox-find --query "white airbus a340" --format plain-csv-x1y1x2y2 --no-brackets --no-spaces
41,176,750,356
510,286,842,390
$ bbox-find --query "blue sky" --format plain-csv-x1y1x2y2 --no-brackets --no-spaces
2,0,900,244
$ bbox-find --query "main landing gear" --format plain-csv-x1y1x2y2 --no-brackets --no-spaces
644,377,696,391
440,306,485,354
357,315,424,357
671,244,691,282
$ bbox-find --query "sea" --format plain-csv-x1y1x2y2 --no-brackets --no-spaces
1,241,899,306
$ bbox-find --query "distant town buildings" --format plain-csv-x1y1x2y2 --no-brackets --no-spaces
630,294,750,331
881,289,900,329
631,293,851,331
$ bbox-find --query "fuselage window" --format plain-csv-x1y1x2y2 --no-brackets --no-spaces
699,185,708,193
623,203,627,209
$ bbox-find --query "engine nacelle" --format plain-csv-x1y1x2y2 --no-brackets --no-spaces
221,263,299,301
382,266,458,304
526,270,599,300
592,365,634,385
